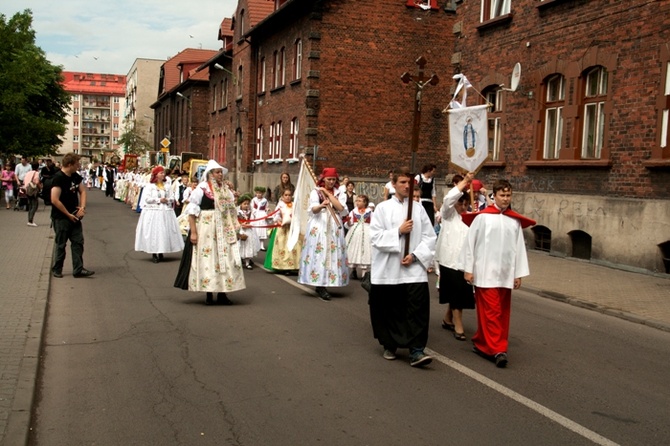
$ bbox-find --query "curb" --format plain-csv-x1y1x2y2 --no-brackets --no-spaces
522,285,670,334
3,230,52,446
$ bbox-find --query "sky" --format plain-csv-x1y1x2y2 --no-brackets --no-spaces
1,0,238,75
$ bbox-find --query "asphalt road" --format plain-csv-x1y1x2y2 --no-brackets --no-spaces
29,191,670,446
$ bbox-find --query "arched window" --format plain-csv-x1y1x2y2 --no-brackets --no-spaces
482,85,504,161
289,118,299,158
542,74,565,159
580,66,608,159
255,125,264,161
294,39,302,80
259,57,266,93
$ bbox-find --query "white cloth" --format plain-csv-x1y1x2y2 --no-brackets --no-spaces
134,183,184,254
434,187,468,269
344,208,372,268
238,207,261,258
369,196,436,285
457,208,530,289
14,163,32,182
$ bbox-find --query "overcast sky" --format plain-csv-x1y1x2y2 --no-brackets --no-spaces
1,0,238,75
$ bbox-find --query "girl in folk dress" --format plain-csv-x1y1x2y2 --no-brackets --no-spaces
297,167,349,301
264,189,301,273
236,194,261,269
174,160,245,306
344,194,372,279
251,186,269,250
134,166,184,263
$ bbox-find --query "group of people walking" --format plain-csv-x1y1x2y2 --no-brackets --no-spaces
73,156,536,370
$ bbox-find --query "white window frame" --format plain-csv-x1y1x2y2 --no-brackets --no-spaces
581,67,608,159
661,61,670,148
294,40,302,80
289,118,299,159
481,0,511,22
543,75,565,159
273,121,282,160
260,57,266,93
255,125,264,161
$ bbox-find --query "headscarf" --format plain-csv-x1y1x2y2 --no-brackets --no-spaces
317,167,340,189
150,165,164,183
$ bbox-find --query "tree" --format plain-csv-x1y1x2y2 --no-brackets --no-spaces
0,10,70,159
118,118,154,156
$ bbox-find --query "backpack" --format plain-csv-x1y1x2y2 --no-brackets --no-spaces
25,172,39,197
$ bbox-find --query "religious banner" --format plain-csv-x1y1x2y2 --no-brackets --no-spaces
447,104,489,173
287,157,316,252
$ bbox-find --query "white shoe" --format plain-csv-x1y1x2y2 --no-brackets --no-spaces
27,222,37,227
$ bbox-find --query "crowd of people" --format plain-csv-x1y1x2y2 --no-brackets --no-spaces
10,153,535,370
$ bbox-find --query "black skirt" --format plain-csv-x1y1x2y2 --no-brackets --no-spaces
173,233,193,290
438,265,475,309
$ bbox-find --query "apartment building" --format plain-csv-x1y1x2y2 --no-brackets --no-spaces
61,72,126,163
125,58,164,150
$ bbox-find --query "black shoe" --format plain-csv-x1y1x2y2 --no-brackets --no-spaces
73,269,95,278
53,271,63,278
495,353,508,368
152,254,159,263
158,253,164,260
217,292,233,305
206,292,214,305
316,287,331,302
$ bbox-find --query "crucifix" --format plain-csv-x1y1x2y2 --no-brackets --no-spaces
400,56,439,255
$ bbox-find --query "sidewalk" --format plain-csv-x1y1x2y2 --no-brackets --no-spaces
0,193,669,445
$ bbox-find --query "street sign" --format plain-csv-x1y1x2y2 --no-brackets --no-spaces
160,138,170,148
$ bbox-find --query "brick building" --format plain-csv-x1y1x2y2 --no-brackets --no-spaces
151,48,219,159
193,0,670,272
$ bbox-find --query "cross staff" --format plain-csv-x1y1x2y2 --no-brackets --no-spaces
400,56,439,256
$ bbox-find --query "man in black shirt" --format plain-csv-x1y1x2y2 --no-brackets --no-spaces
50,153,94,278
40,158,59,205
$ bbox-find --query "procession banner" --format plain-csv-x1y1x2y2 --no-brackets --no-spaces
287,158,316,251
447,104,489,173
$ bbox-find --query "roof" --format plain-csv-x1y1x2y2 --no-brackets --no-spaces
160,48,220,95
247,0,275,29
219,18,234,39
61,71,126,96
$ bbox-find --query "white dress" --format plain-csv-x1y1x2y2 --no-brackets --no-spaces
237,207,261,259
297,188,349,287
134,183,184,254
251,196,269,240
344,207,372,270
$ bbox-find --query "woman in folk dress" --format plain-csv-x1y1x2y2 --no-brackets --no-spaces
344,194,372,280
174,160,245,306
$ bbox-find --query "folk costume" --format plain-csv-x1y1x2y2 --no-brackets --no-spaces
251,193,269,243
297,168,349,295
174,160,245,304
459,205,535,361
265,199,301,272
369,194,436,362
344,206,372,278
134,166,184,260
237,200,261,268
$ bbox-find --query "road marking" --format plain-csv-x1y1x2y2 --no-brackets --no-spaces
426,348,621,446
269,270,621,445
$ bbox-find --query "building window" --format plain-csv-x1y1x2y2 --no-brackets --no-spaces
660,61,670,152
581,66,608,159
218,132,226,164
222,78,228,107
113,97,119,103
212,83,218,111
255,125,264,161
73,108,79,115
280,48,286,86
239,10,245,38
73,120,79,128
289,118,299,158
268,122,275,159
483,86,503,161
405,0,439,10
237,65,243,98
113,123,118,130
73,135,79,142
294,40,302,80
481,0,511,21
72,94,79,102
274,121,283,159
273,49,285,89
259,57,266,93
542,74,565,159
113,110,119,117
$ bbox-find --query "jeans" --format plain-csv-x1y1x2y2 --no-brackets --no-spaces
27,196,38,222
52,218,85,275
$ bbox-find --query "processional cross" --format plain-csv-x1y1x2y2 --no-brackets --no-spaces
400,56,439,255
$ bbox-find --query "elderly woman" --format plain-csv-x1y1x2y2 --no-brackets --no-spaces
174,160,245,305
297,167,349,301
134,165,184,263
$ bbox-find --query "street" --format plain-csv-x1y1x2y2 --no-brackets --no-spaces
28,190,670,446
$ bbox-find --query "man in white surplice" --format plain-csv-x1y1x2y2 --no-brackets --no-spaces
368,168,436,368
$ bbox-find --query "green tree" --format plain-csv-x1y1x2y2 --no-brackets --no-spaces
118,118,153,156
0,9,70,159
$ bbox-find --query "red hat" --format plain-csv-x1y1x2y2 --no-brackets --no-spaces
320,167,339,179
471,179,483,192
150,165,164,183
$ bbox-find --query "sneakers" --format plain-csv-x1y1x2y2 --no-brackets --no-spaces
410,352,433,368
382,349,397,360
27,222,37,227
73,269,95,278
52,270,63,278
495,353,508,368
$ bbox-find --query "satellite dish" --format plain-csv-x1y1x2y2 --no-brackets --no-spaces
510,62,521,92
499,63,522,92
